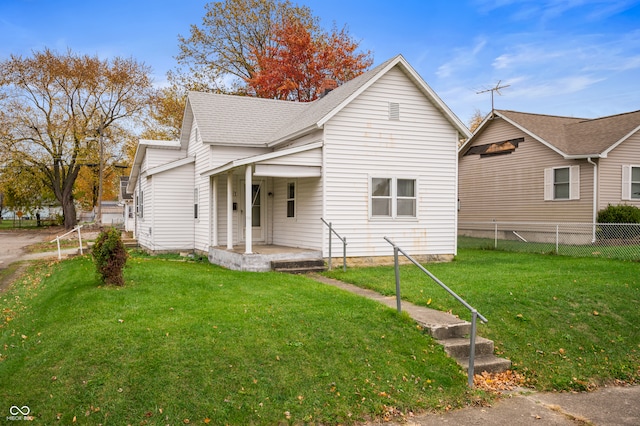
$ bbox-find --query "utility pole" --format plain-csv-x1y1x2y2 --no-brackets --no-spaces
97,123,104,226
476,81,510,111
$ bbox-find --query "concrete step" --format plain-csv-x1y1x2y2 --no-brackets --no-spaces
439,336,495,358
427,321,471,340
272,258,326,274
122,239,139,248
458,354,512,374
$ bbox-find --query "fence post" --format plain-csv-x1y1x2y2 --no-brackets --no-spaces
493,220,498,249
556,224,559,255
393,246,401,313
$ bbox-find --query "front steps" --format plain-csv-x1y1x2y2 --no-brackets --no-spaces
417,314,512,374
309,275,511,375
271,258,325,274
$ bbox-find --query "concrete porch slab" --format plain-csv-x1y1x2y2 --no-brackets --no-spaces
208,244,323,272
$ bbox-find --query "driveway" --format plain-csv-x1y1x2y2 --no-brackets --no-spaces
0,228,62,292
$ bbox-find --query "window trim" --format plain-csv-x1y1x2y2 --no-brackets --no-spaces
622,165,640,200
370,176,418,219
544,165,580,201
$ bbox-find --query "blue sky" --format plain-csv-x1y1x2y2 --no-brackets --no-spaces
1,0,639,124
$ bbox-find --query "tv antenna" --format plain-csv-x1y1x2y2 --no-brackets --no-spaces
476,81,510,111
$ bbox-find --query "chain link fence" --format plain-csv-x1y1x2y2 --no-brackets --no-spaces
459,221,640,261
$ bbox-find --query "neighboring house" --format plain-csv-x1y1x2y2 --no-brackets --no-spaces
99,200,125,227
119,177,135,232
458,109,640,237
127,54,471,270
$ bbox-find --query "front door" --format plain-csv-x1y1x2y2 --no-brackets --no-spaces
240,180,265,242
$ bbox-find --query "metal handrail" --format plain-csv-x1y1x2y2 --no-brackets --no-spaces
384,236,487,388
320,218,347,271
50,225,84,260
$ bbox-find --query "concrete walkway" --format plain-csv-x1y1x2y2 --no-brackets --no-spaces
310,274,640,426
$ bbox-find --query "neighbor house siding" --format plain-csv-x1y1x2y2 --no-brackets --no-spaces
599,133,640,210
458,117,594,224
322,66,459,258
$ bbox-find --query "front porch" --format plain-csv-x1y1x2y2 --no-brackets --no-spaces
208,244,323,272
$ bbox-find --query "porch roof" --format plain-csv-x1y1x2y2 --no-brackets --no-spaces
201,140,323,178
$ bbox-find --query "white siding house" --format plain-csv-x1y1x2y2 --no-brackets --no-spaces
128,55,471,270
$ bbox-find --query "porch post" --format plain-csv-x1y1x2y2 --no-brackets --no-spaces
245,165,253,254
211,176,218,247
226,172,233,249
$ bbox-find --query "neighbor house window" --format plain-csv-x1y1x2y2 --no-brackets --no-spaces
622,165,640,200
194,187,199,219
287,181,296,218
544,166,580,201
371,177,417,218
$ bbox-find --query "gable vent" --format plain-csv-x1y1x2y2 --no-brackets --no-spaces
389,102,400,121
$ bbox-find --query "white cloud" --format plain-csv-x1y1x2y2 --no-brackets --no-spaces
436,37,487,78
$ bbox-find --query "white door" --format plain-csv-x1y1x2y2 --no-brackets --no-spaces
239,180,265,242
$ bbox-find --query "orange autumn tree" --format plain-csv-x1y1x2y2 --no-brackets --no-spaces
246,17,372,102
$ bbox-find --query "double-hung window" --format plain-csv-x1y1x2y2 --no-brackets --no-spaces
622,165,640,200
544,165,580,201
371,177,417,218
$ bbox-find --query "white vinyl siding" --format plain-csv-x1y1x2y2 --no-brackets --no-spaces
544,165,580,200
322,66,459,257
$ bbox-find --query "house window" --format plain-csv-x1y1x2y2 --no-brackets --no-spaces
544,165,580,201
371,177,417,218
622,165,640,200
286,181,296,218
372,178,392,216
554,168,570,199
138,190,144,218
194,187,199,219
397,179,416,216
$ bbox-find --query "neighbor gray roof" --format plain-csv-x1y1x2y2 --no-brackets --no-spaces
180,54,471,149
480,109,640,158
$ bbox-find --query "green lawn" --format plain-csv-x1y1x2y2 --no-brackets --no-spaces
324,249,640,391
0,256,474,425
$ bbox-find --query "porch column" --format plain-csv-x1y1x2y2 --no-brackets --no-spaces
226,172,233,249
211,176,218,247
245,165,253,254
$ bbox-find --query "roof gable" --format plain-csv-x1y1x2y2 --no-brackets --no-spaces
463,109,640,158
181,54,471,150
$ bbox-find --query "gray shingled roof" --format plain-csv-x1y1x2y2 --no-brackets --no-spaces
496,109,640,157
184,54,470,149
187,92,307,146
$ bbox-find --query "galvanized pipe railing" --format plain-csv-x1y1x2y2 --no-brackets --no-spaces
384,236,487,388
320,218,347,271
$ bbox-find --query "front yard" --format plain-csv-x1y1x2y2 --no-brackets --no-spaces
1,248,639,424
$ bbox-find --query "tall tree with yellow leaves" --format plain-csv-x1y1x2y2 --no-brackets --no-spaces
0,49,154,228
